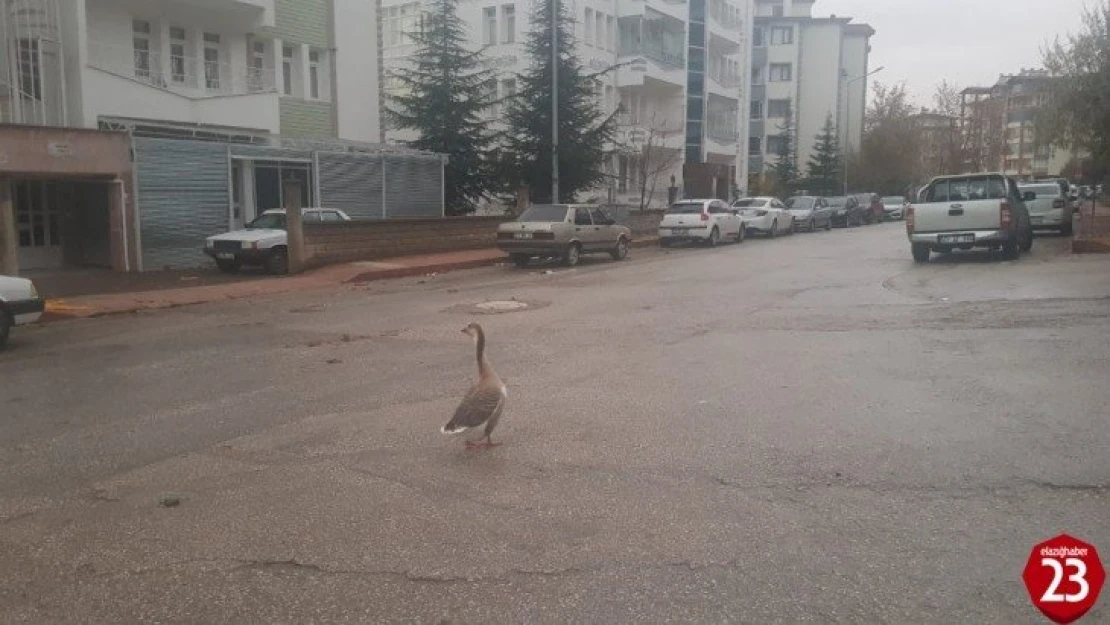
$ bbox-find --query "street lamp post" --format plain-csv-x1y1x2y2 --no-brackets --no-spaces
841,66,884,196
551,0,560,204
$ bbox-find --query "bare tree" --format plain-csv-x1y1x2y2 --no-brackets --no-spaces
628,110,683,211
932,80,966,175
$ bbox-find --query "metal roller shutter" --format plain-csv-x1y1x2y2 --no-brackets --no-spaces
134,137,229,269
317,153,383,219
384,156,443,218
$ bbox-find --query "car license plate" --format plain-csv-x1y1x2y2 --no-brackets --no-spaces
670,229,685,235
938,234,975,244
216,253,235,260
1031,216,1043,224
513,232,532,239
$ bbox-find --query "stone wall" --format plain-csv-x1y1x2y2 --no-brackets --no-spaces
303,216,509,266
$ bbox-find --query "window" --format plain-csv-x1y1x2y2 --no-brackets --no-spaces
770,26,793,45
498,78,516,116
767,135,787,155
282,46,294,95
767,99,791,118
321,211,345,223
748,136,761,154
309,49,320,99
502,4,515,44
607,16,616,51
584,8,594,45
250,41,266,91
16,39,41,100
170,27,187,84
753,26,765,47
769,63,792,82
574,209,593,226
203,33,221,90
132,19,151,79
385,3,421,47
750,100,763,119
483,6,497,44
605,85,614,110
771,3,784,17
596,11,605,49
751,67,763,85
589,208,610,224
482,79,496,116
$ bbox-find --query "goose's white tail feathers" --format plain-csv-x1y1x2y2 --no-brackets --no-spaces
441,423,468,435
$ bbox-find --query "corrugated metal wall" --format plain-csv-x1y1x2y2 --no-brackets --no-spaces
318,153,443,219
133,137,229,270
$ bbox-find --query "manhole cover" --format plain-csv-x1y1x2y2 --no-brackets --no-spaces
475,300,529,311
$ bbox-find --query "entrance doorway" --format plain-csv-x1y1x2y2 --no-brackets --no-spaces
13,180,63,270
232,160,313,228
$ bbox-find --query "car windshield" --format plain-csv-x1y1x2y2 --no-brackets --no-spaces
1021,185,1061,197
667,203,705,214
927,177,1008,202
826,197,848,207
518,205,569,222
247,213,286,229
732,199,768,208
786,197,815,209
882,197,904,204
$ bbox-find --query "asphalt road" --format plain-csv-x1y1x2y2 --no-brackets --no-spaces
2,223,1108,623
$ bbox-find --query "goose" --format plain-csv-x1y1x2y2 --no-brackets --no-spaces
441,323,508,449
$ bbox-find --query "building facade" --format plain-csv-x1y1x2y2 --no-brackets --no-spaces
381,0,754,207
1,0,435,274
747,0,873,189
961,69,1079,180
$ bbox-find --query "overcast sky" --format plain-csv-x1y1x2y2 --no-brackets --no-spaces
817,0,1090,107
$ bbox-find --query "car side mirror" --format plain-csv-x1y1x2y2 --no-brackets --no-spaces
1022,191,1036,202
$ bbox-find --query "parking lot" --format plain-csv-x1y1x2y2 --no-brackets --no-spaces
1,222,1107,622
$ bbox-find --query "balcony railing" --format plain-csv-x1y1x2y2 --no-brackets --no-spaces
707,124,739,144
709,70,742,89
87,40,276,97
619,41,686,69
709,0,744,30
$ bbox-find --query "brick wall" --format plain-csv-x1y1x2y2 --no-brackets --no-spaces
303,216,509,266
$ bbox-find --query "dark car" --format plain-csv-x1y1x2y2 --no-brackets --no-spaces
826,196,864,227
851,193,885,224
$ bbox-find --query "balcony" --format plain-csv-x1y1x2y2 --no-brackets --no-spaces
88,40,276,98
709,0,744,32
154,0,275,29
617,15,687,88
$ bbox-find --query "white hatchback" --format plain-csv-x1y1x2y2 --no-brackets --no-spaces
1,275,44,350
658,199,745,247
732,197,794,238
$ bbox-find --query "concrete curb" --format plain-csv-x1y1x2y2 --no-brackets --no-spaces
344,256,506,284
1072,238,1110,254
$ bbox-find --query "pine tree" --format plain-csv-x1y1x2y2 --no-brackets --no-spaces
386,0,496,215
767,101,798,195
807,114,842,196
500,0,618,203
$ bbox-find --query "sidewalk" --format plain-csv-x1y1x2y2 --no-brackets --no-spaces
41,248,507,322
1072,201,1110,254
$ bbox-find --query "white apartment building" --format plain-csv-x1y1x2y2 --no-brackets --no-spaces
747,0,873,188
381,0,754,206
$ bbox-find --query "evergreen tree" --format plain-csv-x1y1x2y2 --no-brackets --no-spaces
767,101,798,195
807,114,842,196
500,0,618,203
386,0,496,215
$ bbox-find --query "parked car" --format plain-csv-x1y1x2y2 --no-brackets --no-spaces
906,172,1033,263
204,208,352,275
851,193,885,224
784,196,834,232
0,275,44,350
732,197,794,238
658,199,745,247
498,204,632,267
827,196,864,227
1019,182,1074,236
881,196,907,220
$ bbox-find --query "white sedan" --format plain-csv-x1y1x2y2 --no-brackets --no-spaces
732,197,794,238
1,274,45,350
658,199,745,247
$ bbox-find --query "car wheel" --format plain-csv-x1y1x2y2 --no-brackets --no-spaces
1001,238,1020,260
768,221,778,239
659,238,671,248
610,237,629,260
1020,227,1034,252
911,243,931,263
735,225,746,243
0,310,10,350
510,253,531,268
215,258,241,274
825,218,832,231
807,219,815,233
564,242,581,266
1061,222,1073,237
265,247,289,275
706,227,720,247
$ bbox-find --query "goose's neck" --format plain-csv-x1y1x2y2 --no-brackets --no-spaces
475,329,491,377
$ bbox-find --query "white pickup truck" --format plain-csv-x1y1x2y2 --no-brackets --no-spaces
905,173,1034,263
